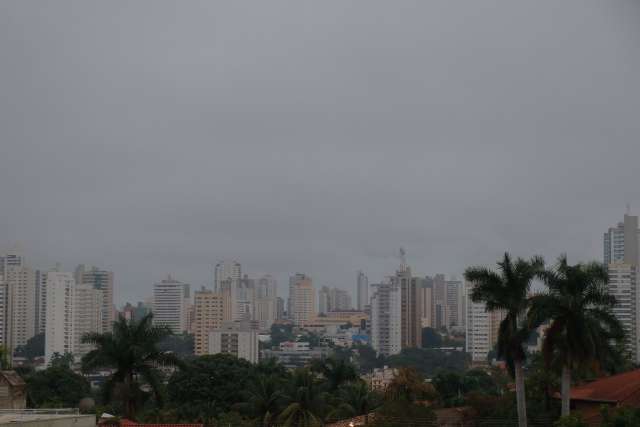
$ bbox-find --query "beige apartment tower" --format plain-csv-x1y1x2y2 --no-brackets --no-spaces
288,274,315,326
193,289,225,356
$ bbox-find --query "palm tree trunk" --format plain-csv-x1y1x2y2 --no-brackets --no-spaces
514,359,527,427
561,365,571,416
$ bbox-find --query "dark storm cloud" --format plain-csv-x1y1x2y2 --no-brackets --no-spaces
1,1,640,302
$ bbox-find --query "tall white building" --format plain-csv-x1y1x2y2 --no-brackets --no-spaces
604,212,640,362
465,280,505,363
370,282,402,356
75,265,114,333
45,272,76,363
288,273,315,326
357,271,369,311
214,260,241,292
152,276,191,334
5,264,36,352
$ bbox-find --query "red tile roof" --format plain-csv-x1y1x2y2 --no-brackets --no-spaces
570,369,640,405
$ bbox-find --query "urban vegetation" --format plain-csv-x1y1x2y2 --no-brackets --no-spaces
12,251,634,426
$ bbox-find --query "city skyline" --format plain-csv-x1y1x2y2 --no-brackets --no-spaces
2,1,640,304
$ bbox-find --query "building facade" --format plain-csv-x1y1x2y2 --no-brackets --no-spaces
152,276,190,334
357,270,369,311
288,274,316,326
193,288,225,356
370,282,402,356
208,321,259,363
604,213,640,363
465,280,505,363
75,265,114,333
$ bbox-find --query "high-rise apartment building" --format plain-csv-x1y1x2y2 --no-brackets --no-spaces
256,275,277,299
254,275,278,329
390,261,421,349
432,274,447,330
446,279,464,329
465,280,505,363
152,276,191,334
370,282,402,356
208,321,259,363
193,288,225,356
604,212,640,362
5,264,36,352
45,272,75,363
318,286,352,314
318,286,330,315
276,297,285,320
419,277,433,328
73,283,104,358
288,274,315,326
214,260,241,292
357,271,369,311
44,272,103,363
75,265,114,333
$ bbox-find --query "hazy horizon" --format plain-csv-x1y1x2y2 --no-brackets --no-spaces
2,1,640,304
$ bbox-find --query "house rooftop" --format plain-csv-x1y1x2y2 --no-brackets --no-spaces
570,369,640,405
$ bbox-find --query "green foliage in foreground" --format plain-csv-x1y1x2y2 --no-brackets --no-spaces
25,354,90,408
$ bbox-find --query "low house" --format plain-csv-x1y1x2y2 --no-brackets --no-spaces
567,369,640,426
0,371,26,409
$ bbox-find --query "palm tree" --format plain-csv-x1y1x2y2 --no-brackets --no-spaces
528,255,624,417
385,367,435,403
238,375,285,427
312,357,358,391
278,368,325,427
81,313,181,419
327,381,381,425
464,252,544,427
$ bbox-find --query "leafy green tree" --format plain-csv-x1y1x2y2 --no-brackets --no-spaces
525,353,559,414
528,256,624,417
256,357,289,378
553,414,587,427
26,355,90,407
14,333,45,361
421,328,443,348
385,367,436,403
168,353,255,421
158,333,194,357
0,345,10,369
351,344,385,374
327,381,381,425
81,313,180,419
311,357,358,391
237,375,286,427
600,406,640,427
386,348,466,377
269,324,295,348
278,368,326,427
465,252,544,427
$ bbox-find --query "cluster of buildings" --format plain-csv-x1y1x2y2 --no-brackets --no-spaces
0,249,114,365
464,210,640,365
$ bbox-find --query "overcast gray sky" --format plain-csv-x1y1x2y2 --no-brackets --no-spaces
2,1,640,304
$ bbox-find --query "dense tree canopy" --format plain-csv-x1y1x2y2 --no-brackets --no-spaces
168,354,256,420
25,354,90,408
14,333,45,360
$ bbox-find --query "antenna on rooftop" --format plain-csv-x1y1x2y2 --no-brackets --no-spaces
626,203,631,215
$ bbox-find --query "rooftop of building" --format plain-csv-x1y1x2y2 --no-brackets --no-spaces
569,369,640,405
